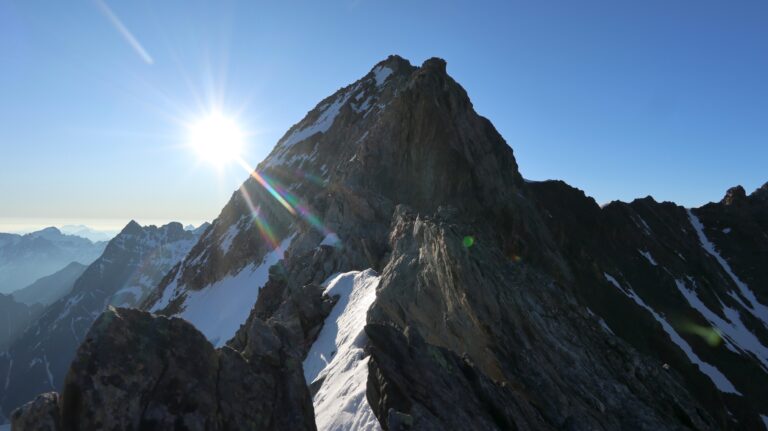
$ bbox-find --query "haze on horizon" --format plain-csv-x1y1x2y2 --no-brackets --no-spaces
1,0,766,233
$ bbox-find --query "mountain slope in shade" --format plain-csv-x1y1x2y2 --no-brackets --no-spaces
11,262,87,307
0,295,42,351
11,56,768,430
0,228,105,294
0,221,202,420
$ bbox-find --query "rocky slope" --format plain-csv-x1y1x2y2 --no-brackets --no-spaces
0,228,105,294
11,56,768,430
0,221,203,421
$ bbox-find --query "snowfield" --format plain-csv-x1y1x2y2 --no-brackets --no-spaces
169,234,295,347
304,270,382,431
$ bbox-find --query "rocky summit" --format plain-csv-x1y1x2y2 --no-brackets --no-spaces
10,56,768,430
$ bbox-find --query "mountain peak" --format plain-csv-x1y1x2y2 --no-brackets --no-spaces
373,54,412,70
29,226,62,240
721,185,747,206
420,57,447,74
119,220,143,236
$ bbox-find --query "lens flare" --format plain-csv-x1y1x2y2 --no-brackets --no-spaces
680,321,723,347
234,157,335,239
239,185,278,249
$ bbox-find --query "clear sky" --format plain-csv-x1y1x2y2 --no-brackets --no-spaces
1,0,767,232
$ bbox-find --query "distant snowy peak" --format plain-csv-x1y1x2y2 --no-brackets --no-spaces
59,225,116,242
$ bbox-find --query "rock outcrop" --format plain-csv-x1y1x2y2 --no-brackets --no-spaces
0,222,203,420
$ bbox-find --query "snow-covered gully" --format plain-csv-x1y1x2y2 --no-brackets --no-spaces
303,270,382,431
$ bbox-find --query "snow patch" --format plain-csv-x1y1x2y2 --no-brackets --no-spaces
218,219,243,254
723,228,732,234
43,354,54,389
631,213,652,235
687,209,768,328
150,269,181,312
587,308,614,335
304,270,382,431
372,65,393,87
604,272,740,394
352,95,372,114
320,233,341,248
638,249,658,266
178,234,295,347
675,278,768,371
280,93,351,150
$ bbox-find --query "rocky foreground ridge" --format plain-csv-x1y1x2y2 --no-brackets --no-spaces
10,56,768,430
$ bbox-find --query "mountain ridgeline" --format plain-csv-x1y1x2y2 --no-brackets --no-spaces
0,228,105,295
10,56,768,430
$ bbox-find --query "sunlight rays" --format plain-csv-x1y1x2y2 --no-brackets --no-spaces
94,0,154,64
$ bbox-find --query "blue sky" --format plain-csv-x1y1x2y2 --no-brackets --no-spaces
1,0,766,232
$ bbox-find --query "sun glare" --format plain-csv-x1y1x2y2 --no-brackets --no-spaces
188,112,244,166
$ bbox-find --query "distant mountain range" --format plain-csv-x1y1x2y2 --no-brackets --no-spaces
11,262,87,307
58,225,118,243
0,221,205,419
0,228,105,294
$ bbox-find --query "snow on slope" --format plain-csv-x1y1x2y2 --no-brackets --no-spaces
281,92,351,151
604,272,740,394
638,249,658,266
675,278,768,371
303,270,382,431
372,65,393,87
175,234,295,347
687,209,768,328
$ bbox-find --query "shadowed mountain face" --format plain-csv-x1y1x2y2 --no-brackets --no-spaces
11,262,87,307
0,221,203,421
0,295,42,351
0,228,105,295
10,56,768,430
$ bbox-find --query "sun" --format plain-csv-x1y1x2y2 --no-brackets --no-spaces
188,112,244,166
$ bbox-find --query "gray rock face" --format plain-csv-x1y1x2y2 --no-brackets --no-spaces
11,55,767,430
366,206,716,430
10,392,60,431
11,307,318,430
